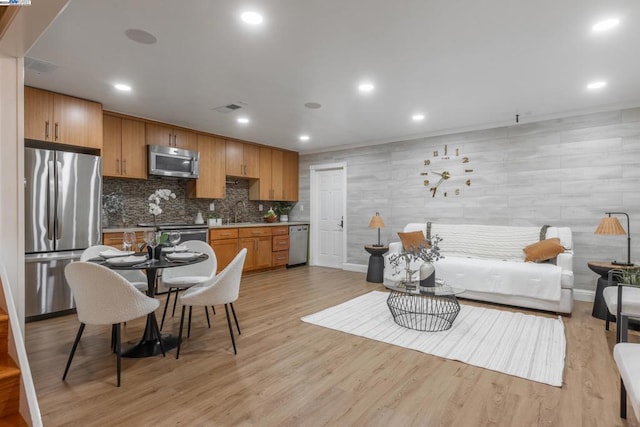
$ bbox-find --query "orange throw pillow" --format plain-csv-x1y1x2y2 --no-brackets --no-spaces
523,238,564,262
398,231,430,252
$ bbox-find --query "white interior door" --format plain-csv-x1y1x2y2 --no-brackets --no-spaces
310,163,346,269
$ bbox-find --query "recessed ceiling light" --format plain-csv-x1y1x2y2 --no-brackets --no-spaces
237,117,250,124
124,29,157,45
412,113,425,121
587,80,607,90
358,82,375,93
592,18,620,32
241,11,263,25
299,135,310,142
114,83,132,92
304,102,322,109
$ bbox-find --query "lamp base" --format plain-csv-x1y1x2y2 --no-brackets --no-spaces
611,260,635,267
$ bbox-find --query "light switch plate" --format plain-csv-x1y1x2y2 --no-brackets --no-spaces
259,204,263,211
209,202,215,211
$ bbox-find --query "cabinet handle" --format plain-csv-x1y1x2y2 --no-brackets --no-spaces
173,134,177,147
116,159,120,173
123,159,127,174
45,121,49,138
54,123,59,140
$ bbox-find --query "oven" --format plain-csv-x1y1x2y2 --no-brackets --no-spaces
138,223,208,243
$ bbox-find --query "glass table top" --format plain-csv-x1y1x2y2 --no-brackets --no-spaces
383,278,465,296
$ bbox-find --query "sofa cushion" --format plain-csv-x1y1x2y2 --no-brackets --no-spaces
398,231,429,251
523,238,565,263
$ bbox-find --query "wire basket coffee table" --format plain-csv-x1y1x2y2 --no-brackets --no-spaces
384,279,465,331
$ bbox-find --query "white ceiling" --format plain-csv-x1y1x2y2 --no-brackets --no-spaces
24,0,640,154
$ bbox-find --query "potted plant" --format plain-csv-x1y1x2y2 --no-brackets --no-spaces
273,202,293,222
263,208,278,223
208,213,221,227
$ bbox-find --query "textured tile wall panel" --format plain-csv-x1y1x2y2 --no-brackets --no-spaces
298,107,640,292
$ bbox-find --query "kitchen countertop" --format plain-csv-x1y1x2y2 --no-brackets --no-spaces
103,222,309,233
209,221,309,229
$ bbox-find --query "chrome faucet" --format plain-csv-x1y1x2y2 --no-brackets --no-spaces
234,200,246,223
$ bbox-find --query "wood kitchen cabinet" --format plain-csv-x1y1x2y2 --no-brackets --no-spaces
103,231,148,250
239,227,272,271
102,114,147,179
225,140,259,178
146,123,197,151
25,86,103,149
209,228,239,273
282,150,299,202
187,134,226,199
271,226,290,266
249,147,284,201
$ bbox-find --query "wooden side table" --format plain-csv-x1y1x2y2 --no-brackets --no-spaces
365,245,388,283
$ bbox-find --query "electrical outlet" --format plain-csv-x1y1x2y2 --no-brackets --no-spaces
300,204,304,212
259,204,263,211
209,202,215,211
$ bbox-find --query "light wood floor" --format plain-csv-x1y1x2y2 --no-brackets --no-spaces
25,266,637,426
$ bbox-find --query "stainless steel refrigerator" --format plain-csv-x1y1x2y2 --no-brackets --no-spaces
24,147,102,320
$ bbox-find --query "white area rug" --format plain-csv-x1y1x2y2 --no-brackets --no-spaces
301,291,566,387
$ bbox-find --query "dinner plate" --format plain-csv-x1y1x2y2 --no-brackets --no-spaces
162,245,188,253
100,249,135,259
166,252,202,261
106,255,147,266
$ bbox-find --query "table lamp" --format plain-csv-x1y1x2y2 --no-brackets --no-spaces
594,212,634,266
368,212,385,247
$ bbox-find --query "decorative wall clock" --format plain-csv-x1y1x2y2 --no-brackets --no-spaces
421,144,473,197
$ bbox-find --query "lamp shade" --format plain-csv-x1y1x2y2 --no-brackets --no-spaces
595,216,626,235
368,214,385,229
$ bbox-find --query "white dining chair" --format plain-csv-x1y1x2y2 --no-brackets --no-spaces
62,262,162,387
614,343,640,420
603,270,640,343
81,245,149,293
176,248,247,359
158,240,217,330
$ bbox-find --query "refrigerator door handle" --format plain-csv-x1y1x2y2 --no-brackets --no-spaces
55,161,63,240
47,161,55,241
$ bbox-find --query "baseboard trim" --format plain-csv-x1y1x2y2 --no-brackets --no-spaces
573,289,595,302
343,263,367,273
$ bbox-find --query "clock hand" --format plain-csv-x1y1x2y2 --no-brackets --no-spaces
432,171,451,179
431,177,446,198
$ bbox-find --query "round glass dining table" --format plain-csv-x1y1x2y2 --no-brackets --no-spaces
91,252,209,358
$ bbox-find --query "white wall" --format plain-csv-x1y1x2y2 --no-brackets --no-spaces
296,108,640,293
0,55,25,328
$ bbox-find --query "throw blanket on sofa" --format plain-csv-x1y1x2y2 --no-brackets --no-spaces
434,257,563,302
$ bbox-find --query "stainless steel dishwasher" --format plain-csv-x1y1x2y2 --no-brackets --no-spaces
288,225,309,267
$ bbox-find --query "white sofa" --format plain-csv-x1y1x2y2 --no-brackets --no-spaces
383,223,574,314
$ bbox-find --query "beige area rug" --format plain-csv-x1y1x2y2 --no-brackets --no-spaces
301,291,565,387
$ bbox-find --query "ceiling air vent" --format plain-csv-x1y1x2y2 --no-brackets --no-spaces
212,102,247,114
24,57,59,74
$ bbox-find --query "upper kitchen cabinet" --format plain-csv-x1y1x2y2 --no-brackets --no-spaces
25,86,103,149
282,150,299,201
102,114,147,179
249,147,283,200
225,140,259,178
145,122,197,151
187,134,226,199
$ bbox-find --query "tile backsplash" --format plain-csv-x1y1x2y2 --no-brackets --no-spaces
102,177,271,227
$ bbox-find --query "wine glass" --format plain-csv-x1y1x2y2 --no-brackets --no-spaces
143,230,158,261
123,231,136,252
169,231,181,247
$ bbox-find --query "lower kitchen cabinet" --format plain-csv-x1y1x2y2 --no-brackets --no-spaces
103,231,148,250
208,225,291,273
239,234,272,271
209,228,239,273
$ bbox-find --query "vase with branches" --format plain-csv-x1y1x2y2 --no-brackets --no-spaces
388,234,444,289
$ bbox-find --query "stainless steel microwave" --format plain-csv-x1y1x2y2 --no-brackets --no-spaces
148,145,200,179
